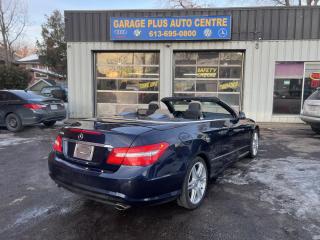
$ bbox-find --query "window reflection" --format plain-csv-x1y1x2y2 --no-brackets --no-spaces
174,51,243,109
273,62,304,114
96,52,160,116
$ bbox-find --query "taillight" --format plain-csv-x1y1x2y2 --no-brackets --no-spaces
53,135,63,153
24,103,45,110
107,142,169,166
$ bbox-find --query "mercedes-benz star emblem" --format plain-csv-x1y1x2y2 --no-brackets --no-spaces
78,133,84,140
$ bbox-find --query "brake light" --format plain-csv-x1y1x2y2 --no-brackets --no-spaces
107,142,169,166
23,103,45,110
69,128,102,135
53,135,63,153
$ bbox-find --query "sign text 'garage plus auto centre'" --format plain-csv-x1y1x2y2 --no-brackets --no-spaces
110,16,231,41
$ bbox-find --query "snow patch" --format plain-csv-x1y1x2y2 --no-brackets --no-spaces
13,206,54,226
26,186,35,191
9,196,26,206
221,157,320,221
0,134,40,149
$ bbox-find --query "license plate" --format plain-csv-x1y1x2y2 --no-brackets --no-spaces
50,104,58,110
73,143,94,161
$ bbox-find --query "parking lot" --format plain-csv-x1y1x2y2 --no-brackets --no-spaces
0,123,319,240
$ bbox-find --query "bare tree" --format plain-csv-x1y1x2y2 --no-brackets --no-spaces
269,0,319,5
161,0,319,8
163,0,213,8
0,0,27,65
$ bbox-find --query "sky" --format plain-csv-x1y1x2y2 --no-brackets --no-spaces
25,0,159,44
23,0,266,46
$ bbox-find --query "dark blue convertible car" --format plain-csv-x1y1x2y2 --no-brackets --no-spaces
48,97,259,210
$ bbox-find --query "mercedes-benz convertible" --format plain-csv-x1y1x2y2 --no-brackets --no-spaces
48,97,259,210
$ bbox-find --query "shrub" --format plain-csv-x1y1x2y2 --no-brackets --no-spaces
0,65,30,90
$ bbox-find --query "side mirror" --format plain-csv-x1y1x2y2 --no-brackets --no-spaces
239,111,246,119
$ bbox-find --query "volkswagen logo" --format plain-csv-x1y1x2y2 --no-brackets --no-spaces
78,133,84,140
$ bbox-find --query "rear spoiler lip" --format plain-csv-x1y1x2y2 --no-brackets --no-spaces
66,127,103,135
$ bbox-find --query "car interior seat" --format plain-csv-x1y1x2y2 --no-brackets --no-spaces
182,101,203,120
146,101,160,115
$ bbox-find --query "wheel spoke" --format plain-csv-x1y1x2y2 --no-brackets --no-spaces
191,166,197,179
188,180,196,190
199,175,206,183
196,164,203,178
195,187,202,202
190,189,197,203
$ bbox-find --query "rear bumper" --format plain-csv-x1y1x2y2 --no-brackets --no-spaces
300,114,320,125
48,153,183,207
23,110,66,125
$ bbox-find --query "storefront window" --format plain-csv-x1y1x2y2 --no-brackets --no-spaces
303,63,320,101
273,62,320,115
96,52,160,116
273,62,304,114
173,51,243,110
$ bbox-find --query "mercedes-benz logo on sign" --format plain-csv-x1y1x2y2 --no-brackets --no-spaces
78,133,84,140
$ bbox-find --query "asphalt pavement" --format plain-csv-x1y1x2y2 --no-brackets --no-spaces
0,123,319,240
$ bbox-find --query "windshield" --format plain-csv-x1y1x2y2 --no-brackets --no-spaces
308,89,320,100
168,99,235,120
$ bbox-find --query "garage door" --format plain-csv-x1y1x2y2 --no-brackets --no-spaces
173,51,244,111
95,52,160,117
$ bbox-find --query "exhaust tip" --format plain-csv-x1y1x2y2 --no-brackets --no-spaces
114,203,131,211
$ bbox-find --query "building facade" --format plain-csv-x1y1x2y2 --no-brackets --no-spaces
65,6,320,122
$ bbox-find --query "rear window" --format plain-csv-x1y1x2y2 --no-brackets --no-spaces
12,91,45,100
308,90,320,100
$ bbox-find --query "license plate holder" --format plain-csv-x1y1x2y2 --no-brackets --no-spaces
73,143,94,161
50,104,58,110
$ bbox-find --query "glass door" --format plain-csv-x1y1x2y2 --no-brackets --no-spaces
302,62,320,108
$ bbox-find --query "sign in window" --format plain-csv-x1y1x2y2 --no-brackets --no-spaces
173,51,243,111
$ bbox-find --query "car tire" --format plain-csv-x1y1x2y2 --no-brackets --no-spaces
5,113,23,132
177,157,208,210
43,121,56,127
311,126,320,134
249,129,259,158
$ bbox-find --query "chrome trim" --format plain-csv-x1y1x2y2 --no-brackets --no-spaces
98,116,232,125
211,145,250,161
62,138,113,149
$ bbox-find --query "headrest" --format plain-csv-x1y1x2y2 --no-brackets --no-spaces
148,101,160,112
188,101,202,112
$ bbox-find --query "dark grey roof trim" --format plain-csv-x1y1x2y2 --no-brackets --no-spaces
65,6,320,42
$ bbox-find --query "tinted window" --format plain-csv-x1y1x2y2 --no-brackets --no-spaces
11,91,44,100
308,90,320,100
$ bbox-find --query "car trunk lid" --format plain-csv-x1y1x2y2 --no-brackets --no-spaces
59,119,161,172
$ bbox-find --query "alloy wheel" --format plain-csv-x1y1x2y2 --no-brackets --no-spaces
9,118,17,128
188,161,207,204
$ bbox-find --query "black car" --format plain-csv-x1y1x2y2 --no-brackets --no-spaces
49,97,259,210
0,90,66,132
